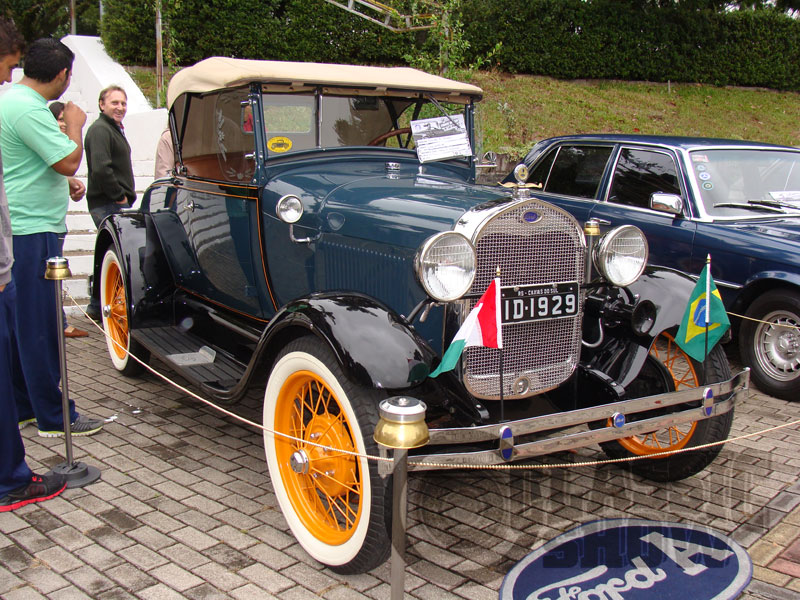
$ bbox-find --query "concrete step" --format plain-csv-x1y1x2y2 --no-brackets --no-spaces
63,233,96,252
64,253,93,277
67,213,96,232
63,277,89,297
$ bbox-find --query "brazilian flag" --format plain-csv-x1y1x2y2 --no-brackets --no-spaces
675,264,730,362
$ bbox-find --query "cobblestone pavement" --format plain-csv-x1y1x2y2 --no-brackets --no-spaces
1,315,799,599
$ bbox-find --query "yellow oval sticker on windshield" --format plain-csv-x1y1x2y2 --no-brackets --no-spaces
268,136,293,153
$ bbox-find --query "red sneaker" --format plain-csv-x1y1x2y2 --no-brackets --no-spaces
0,474,67,512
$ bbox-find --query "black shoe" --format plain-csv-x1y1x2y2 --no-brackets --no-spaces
85,303,102,322
0,473,67,512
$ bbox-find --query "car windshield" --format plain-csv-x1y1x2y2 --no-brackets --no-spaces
259,92,466,154
690,148,800,217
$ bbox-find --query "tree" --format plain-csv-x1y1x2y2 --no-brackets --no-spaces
2,0,99,41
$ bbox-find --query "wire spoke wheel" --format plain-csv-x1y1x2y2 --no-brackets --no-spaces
264,337,390,573
100,249,148,375
600,331,733,481
275,371,362,544
103,259,128,360
617,332,698,455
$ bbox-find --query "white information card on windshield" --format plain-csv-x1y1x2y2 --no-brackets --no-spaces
411,114,472,163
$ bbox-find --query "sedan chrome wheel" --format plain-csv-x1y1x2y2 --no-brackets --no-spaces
752,309,800,382
740,290,800,400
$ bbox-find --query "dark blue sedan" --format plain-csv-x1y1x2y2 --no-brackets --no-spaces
506,134,800,400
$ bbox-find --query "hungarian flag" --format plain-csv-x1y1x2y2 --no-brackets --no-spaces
430,278,502,378
675,262,730,362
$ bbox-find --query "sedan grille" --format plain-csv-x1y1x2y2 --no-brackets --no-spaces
462,199,585,400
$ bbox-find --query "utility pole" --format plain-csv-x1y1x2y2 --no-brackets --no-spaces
156,0,163,108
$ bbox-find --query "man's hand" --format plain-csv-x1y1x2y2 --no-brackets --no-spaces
68,178,85,201
62,101,87,129
53,102,87,176
0,284,5,293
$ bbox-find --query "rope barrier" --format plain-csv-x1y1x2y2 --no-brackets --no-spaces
64,291,799,471
726,310,800,332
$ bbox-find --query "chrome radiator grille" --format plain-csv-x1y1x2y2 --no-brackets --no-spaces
462,200,586,400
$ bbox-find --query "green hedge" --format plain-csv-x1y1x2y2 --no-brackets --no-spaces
100,0,800,91
461,0,800,90
102,0,412,66
100,0,156,64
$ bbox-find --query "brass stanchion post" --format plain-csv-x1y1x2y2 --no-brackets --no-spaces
374,396,428,600
45,257,101,488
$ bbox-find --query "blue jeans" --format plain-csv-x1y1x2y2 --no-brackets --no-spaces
89,201,126,228
0,280,33,497
12,232,77,432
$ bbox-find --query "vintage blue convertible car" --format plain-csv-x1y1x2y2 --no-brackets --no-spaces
91,60,747,573
506,134,800,401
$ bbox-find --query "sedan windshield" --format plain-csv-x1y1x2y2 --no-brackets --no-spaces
690,149,800,217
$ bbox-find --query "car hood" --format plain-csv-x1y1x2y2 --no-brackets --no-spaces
317,173,509,248
726,217,800,242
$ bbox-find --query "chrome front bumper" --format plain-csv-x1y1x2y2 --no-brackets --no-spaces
379,369,749,473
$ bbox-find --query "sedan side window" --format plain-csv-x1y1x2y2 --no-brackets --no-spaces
608,148,680,209
543,146,613,199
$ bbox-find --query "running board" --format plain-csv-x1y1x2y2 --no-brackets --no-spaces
134,327,245,393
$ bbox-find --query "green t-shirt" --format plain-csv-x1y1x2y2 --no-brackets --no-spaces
0,84,77,235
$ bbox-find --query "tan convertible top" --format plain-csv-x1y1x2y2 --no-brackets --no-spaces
167,57,483,107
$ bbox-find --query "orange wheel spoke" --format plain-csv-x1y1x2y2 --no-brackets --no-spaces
614,332,699,456
273,367,363,546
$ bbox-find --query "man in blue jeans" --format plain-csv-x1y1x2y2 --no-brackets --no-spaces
0,37,103,438
0,20,67,511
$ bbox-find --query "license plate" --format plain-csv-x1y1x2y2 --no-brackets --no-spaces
501,282,579,324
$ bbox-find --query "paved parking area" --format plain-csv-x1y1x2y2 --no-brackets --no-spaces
1,314,799,599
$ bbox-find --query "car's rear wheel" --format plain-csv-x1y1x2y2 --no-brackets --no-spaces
100,248,149,376
263,336,390,574
739,289,800,401
599,332,733,482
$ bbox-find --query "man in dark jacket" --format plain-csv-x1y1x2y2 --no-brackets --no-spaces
85,85,135,227
84,85,135,321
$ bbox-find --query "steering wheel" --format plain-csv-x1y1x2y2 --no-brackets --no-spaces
367,127,412,147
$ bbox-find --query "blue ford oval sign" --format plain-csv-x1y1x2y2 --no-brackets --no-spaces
523,211,541,224
500,519,751,600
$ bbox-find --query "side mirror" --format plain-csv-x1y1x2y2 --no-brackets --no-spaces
650,193,683,215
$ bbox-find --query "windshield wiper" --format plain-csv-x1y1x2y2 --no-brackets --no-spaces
713,201,786,213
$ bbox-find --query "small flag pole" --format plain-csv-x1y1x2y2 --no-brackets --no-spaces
703,254,711,382
497,266,505,422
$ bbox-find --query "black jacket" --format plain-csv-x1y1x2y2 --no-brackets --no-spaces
85,113,135,210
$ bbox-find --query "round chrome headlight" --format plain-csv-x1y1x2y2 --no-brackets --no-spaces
276,194,303,224
594,225,648,287
416,232,476,302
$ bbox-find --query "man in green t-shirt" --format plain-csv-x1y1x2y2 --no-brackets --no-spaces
0,38,103,438
0,20,69,513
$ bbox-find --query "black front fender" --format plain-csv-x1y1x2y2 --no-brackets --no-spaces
586,266,699,390
93,212,175,329
263,292,437,390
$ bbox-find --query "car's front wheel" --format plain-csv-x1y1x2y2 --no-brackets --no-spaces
599,332,733,482
263,336,390,574
100,248,149,376
739,289,800,401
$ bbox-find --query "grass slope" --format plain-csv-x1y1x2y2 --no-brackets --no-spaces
471,72,800,160
129,67,800,162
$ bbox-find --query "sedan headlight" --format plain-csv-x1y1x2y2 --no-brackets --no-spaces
416,232,476,301
594,225,648,287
